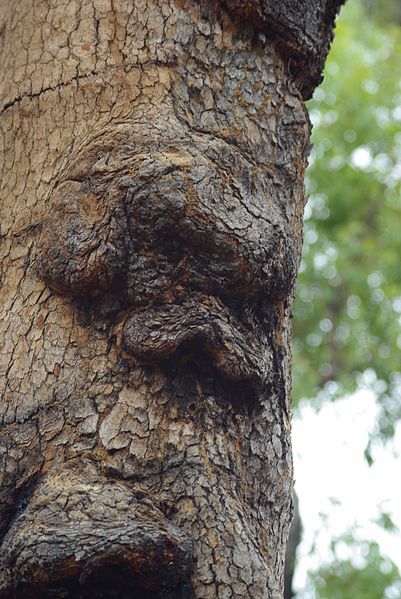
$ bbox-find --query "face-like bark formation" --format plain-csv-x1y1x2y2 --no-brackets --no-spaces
36,115,299,387
0,1,343,597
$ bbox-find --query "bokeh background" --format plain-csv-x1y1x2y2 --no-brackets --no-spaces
291,0,401,596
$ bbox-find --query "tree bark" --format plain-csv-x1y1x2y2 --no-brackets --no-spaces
284,492,302,599
0,1,343,597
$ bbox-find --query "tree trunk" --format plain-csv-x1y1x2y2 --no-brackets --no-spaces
0,1,343,597
284,492,302,599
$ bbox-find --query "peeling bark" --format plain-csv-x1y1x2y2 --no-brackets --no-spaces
0,1,343,597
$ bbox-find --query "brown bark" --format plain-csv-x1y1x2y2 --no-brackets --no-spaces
0,1,343,597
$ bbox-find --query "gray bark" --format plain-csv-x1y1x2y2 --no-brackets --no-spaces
284,493,302,599
0,1,343,597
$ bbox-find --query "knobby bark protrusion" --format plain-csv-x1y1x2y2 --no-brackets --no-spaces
0,1,343,596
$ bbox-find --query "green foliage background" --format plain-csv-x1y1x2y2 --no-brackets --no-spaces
311,537,400,599
293,0,401,444
292,0,401,596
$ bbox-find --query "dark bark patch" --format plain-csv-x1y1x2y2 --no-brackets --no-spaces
164,362,262,417
220,0,346,98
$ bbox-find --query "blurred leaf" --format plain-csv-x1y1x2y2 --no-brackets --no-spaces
376,511,399,533
293,0,401,444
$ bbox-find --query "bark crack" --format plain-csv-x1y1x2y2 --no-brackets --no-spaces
0,60,175,116
0,74,91,116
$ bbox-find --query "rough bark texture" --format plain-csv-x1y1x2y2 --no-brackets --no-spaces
222,0,345,98
0,1,342,597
